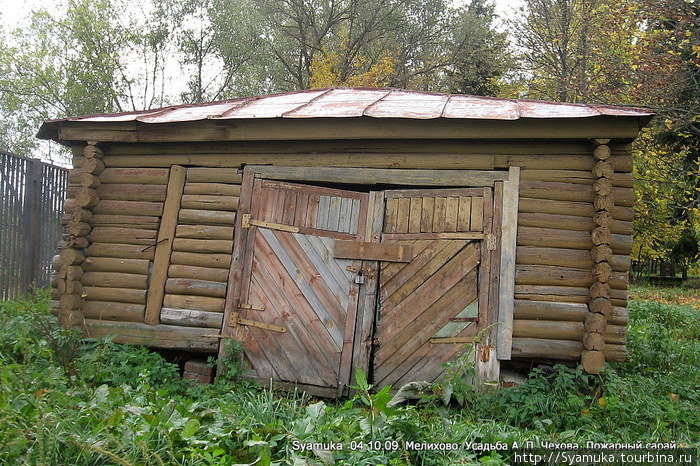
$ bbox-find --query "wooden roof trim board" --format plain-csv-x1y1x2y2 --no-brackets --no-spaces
38,87,654,141
51,115,649,143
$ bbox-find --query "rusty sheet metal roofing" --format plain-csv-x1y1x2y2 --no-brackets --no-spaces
38,87,653,137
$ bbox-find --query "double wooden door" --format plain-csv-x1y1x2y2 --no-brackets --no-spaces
224,178,494,397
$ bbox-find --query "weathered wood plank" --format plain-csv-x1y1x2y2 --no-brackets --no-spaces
184,183,241,196
173,238,233,254
333,241,413,262
83,286,146,304
82,301,145,322
83,319,219,352
187,167,242,184
83,257,150,274
496,166,519,359
175,224,234,240
160,308,223,328
163,294,225,313
145,165,186,325
181,194,239,211
168,264,229,282
165,278,227,298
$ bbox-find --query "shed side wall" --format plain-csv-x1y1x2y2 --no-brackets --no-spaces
51,139,632,360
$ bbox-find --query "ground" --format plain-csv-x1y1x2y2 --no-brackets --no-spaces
0,285,697,465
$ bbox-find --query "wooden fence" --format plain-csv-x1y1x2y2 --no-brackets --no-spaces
1,150,67,301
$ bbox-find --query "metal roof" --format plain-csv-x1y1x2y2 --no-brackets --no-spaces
38,87,653,139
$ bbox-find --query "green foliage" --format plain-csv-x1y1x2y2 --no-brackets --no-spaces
0,288,697,464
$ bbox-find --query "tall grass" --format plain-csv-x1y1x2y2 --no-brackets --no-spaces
0,287,697,464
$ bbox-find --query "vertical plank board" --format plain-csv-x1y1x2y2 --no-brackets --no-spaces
350,190,384,388
221,171,258,344
420,197,434,233
349,199,360,234
471,196,484,231
338,197,352,233
317,195,330,230
329,196,342,231
281,190,297,225
384,197,399,234
408,197,422,233
497,167,520,359
307,193,320,229
294,191,309,228
444,197,458,232
432,197,446,233
396,197,410,234
144,165,187,325
272,188,286,223
457,196,472,232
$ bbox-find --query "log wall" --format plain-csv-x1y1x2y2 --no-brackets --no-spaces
51,138,632,358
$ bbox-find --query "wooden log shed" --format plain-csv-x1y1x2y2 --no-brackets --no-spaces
39,88,652,397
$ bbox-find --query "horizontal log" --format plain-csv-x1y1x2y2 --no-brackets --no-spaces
83,145,103,159
72,208,93,223
519,212,593,231
180,194,239,211
593,145,611,160
519,198,633,223
514,319,585,341
172,238,233,254
514,300,588,322
103,139,631,156
99,168,169,184
93,200,163,216
90,214,160,230
60,248,85,265
516,264,627,288
175,224,234,240
68,168,82,183
52,254,62,270
83,286,146,304
520,181,594,203
81,173,100,188
83,257,150,274
184,182,242,196
87,243,155,260
609,306,628,325
516,246,630,272
611,172,633,188
612,187,634,207
99,150,632,170
60,294,82,310
160,308,223,328
76,188,99,208
165,278,227,298
67,222,91,237
68,237,90,249
170,252,232,269
83,320,219,352
592,161,614,179
89,227,157,246
517,226,631,254
51,287,60,300
511,338,582,360
187,167,242,184
65,265,84,280
82,271,148,289
178,209,235,225
97,184,167,202
163,294,224,312
82,301,145,322
168,264,229,282
82,158,105,175
604,345,627,362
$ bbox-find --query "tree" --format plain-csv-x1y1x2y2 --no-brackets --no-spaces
0,0,174,162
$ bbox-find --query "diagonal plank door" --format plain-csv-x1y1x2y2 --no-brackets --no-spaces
227,179,369,396
373,188,492,389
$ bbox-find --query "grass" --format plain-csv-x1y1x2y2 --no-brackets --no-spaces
0,286,697,465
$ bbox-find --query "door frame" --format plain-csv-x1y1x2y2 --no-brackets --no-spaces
220,166,520,389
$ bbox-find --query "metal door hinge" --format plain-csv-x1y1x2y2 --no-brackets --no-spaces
229,313,286,333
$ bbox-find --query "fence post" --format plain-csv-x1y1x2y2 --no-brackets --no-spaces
21,159,43,291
